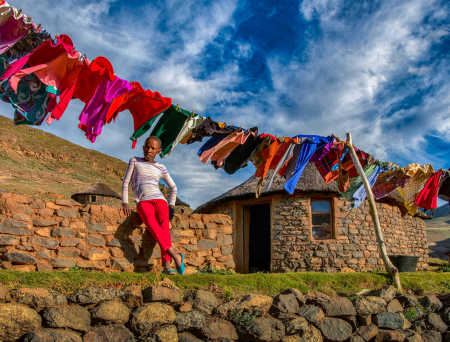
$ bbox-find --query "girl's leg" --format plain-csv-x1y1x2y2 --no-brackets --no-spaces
137,200,172,269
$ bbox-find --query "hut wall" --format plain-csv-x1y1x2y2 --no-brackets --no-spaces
206,194,428,273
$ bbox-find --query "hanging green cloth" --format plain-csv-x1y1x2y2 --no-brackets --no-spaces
150,105,192,157
339,163,377,201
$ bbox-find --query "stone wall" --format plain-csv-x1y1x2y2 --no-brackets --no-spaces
0,192,234,273
208,194,428,273
0,283,448,341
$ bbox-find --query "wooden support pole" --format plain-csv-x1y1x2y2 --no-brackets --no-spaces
346,133,402,292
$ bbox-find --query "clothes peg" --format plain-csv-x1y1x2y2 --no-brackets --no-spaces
17,8,22,16
36,24,41,31
175,104,179,111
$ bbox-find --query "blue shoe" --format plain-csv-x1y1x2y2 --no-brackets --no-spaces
176,253,185,275
163,269,176,275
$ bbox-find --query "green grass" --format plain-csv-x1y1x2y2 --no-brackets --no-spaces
0,270,449,297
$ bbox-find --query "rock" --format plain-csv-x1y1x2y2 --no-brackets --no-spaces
421,295,443,313
298,305,325,325
31,237,59,249
178,332,205,342
178,302,192,312
318,317,353,341
217,293,273,318
68,286,121,305
350,336,366,342
0,219,32,235
5,251,36,264
0,235,19,245
387,299,403,313
51,258,76,268
358,315,372,326
240,316,285,342
272,293,300,315
281,288,306,305
358,325,378,341
91,299,130,324
405,331,422,342
285,316,309,335
143,285,183,304
22,328,82,342
153,325,178,342
200,319,238,340
375,312,410,330
83,324,135,342
33,218,58,227
130,303,176,334
121,285,143,308
0,303,42,341
10,287,67,310
376,329,406,342
198,239,217,249
42,304,90,332
302,325,323,342
0,284,11,302
356,296,387,315
51,228,76,237
317,296,356,316
427,313,447,333
421,330,442,342
397,294,419,308
175,310,207,332
185,289,220,314
373,286,397,303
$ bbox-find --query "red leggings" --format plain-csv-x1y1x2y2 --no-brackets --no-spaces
137,199,172,264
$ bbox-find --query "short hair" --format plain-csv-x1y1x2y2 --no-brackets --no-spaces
144,136,162,148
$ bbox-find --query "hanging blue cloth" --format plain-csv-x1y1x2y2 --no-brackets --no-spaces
283,135,333,194
351,165,385,208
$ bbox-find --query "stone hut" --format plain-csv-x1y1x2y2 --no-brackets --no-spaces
71,183,121,207
197,163,428,273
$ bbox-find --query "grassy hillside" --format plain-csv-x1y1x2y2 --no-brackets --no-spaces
0,115,126,199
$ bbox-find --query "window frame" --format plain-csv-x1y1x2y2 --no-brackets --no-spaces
90,195,97,203
310,197,336,241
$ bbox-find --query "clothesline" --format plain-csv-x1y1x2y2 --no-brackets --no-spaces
0,1,447,216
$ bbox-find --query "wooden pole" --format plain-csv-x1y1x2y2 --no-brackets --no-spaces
345,133,402,292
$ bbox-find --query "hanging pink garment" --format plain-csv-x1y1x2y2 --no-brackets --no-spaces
414,170,443,210
0,1,35,54
78,76,132,143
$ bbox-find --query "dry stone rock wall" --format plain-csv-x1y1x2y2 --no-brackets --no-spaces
0,283,448,341
271,196,428,272
0,192,234,272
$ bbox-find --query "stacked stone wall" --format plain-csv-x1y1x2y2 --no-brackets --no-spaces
271,196,428,272
0,192,234,273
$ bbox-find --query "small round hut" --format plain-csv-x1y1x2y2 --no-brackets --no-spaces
71,183,121,207
197,164,428,273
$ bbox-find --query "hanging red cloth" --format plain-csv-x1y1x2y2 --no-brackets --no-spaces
414,170,444,210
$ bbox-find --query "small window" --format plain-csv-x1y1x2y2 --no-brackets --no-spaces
311,199,333,240
90,195,97,203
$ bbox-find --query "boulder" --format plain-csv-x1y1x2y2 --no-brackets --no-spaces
372,286,397,303
375,312,410,330
421,295,443,313
22,328,82,342
272,293,300,315
356,296,387,315
42,304,90,332
240,316,285,342
11,287,67,310
281,288,306,305
0,284,11,302
420,330,442,342
427,313,447,333
185,289,221,314
298,305,325,325
358,324,378,341
318,317,353,341
83,324,135,342
285,316,309,335
317,296,356,316
175,310,207,332
201,319,239,340
387,299,403,313
120,285,143,308
130,303,176,334
376,329,406,342
90,299,130,324
5,251,36,264
143,285,183,304
153,325,178,342
405,331,422,342
350,337,366,342
216,293,273,318
0,303,42,342
68,286,121,305
178,332,205,342
397,294,419,308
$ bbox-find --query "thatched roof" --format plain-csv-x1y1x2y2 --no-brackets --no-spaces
197,163,339,212
71,183,121,199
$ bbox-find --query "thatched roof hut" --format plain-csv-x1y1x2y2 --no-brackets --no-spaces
72,183,121,200
438,171,450,201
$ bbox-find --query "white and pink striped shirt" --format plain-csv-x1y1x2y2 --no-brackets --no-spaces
122,157,177,206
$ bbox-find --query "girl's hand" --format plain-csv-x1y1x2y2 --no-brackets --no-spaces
122,203,132,216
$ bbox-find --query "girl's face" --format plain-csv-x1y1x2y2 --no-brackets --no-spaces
143,138,161,162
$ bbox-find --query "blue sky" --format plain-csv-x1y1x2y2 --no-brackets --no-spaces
1,0,449,208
